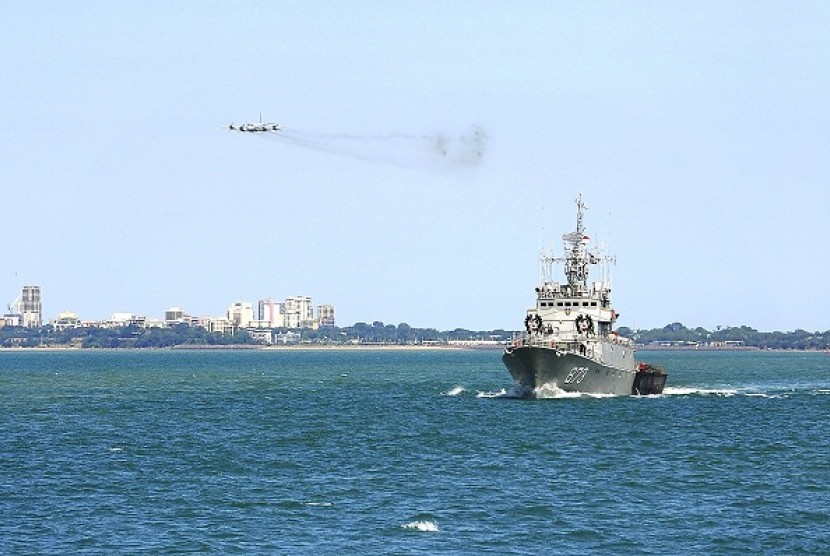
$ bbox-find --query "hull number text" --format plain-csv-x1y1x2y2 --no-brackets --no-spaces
565,366,589,384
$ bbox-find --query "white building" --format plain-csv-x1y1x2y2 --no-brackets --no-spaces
284,296,313,328
227,302,254,328
7,285,42,327
206,317,236,335
1,314,21,327
21,286,42,327
165,307,188,326
54,311,80,330
317,304,335,327
104,312,134,328
257,298,285,328
247,329,274,344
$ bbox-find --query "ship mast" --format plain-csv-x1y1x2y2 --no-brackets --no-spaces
538,194,614,296
562,195,589,290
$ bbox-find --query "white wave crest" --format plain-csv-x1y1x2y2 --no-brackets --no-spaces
443,385,466,396
534,383,581,399
401,520,439,532
533,383,619,399
663,386,738,397
476,385,530,398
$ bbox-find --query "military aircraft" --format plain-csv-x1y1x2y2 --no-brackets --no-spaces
227,113,280,133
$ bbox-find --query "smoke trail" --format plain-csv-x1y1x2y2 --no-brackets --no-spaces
259,125,487,169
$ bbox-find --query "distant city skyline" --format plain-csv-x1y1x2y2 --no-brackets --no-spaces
3,285,335,331
3,3,830,332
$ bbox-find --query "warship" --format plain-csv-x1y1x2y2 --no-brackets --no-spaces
502,195,666,396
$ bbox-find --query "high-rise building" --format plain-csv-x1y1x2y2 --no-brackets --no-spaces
284,296,313,328
21,285,42,328
317,304,335,327
227,302,254,328
257,298,285,327
165,307,188,325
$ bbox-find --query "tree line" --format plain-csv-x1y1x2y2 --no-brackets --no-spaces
619,323,830,350
0,321,514,349
3,321,828,349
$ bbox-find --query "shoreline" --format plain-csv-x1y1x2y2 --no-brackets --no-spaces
0,344,504,352
1,344,827,353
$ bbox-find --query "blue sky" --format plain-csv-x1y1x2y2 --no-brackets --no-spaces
3,1,829,332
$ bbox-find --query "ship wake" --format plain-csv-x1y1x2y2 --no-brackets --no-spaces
534,383,618,399
476,385,532,398
442,385,466,396
663,385,828,398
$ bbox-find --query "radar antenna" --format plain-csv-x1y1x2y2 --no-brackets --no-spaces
539,193,614,294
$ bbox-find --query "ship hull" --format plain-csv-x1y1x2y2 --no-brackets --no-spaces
502,345,636,396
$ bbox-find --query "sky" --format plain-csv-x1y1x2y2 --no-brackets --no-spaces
3,1,830,332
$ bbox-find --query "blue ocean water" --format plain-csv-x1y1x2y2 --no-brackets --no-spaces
1,348,828,554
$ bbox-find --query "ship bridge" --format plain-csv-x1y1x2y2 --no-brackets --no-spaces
522,195,619,344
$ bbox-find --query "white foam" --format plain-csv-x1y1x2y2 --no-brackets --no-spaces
745,392,786,399
443,385,466,396
534,383,619,399
663,386,738,397
534,383,582,398
401,520,439,532
305,501,333,507
476,385,530,398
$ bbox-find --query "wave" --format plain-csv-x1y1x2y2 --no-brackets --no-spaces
401,520,439,532
476,384,824,399
534,383,617,399
476,385,618,399
663,386,739,397
442,385,466,396
476,386,531,398
662,387,807,398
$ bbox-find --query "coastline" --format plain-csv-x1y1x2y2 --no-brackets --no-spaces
1,344,827,353
0,344,501,352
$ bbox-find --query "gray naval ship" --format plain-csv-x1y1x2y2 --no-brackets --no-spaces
502,195,666,396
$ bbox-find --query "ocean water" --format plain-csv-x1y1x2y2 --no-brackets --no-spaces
1,348,828,554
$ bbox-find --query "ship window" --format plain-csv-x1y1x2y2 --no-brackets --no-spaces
565,302,571,307
582,302,589,307
557,302,564,307
591,302,597,307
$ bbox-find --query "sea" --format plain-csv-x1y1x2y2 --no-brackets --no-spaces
1,348,828,554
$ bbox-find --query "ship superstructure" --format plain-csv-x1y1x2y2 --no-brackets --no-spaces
502,195,666,396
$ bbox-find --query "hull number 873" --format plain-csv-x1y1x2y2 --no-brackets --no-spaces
564,366,589,384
